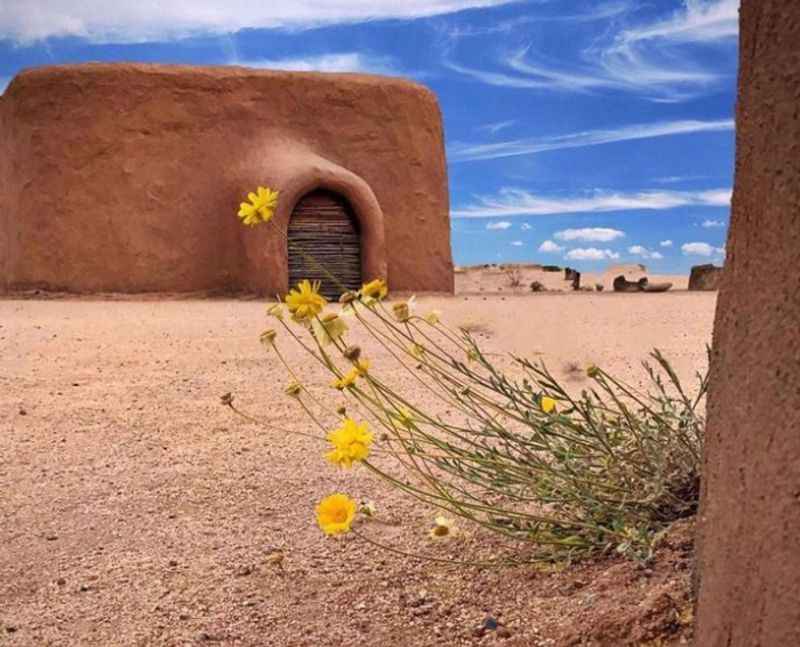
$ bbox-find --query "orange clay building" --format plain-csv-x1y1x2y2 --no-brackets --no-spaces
0,64,453,297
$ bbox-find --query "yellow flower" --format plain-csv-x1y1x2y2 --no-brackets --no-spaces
430,516,456,539
424,310,441,325
540,396,557,414
325,418,373,468
409,343,425,359
355,359,370,376
316,493,357,535
285,280,327,321
331,367,359,390
360,278,388,301
238,186,279,226
311,313,348,346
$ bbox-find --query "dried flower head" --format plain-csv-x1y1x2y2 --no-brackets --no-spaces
430,516,456,539
284,382,302,398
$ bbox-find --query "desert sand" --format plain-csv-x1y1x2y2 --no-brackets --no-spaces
1,290,715,646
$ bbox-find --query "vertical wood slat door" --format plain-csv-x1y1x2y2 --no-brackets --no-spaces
287,190,362,299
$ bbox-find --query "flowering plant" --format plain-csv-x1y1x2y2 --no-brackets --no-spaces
228,186,707,562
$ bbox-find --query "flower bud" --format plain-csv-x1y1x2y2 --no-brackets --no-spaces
343,345,362,361
586,364,600,379
260,328,277,345
284,382,302,398
339,291,357,304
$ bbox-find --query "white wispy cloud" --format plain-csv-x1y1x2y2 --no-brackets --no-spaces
628,245,664,260
0,77,9,94
485,221,512,230
445,0,738,101
235,53,400,75
681,241,725,256
1,0,516,43
565,248,620,261
659,239,673,247
510,240,524,246
701,218,726,228
554,227,625,242
452,187,732,218
520,223,532,230
449,118,735,162
477,120,517,135
538,240,564,253
654,175,710,184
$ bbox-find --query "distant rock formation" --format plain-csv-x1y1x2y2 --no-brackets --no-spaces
613,275,648,292
613,275,672,293
564,267,581,290
688,264,724,291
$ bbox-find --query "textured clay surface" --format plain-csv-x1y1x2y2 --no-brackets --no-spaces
694,2,800,645
0,63,453,295
0,293,714,646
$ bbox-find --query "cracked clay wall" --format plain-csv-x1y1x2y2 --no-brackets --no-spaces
0,63,453,295
694,2,800,645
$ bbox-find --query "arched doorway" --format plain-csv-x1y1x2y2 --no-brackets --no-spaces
287,189,362,299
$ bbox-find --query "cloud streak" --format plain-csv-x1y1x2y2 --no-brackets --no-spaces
682,241,726,256
445,0,738,101
234,53,401,75
452,187,732,218
449,118,734,162
554,227,625,242
0,0,516,43
565,248,620,261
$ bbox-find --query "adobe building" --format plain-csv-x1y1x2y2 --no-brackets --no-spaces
0,63,454,297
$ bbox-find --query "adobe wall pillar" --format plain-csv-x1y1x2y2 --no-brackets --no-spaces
694,2,800,644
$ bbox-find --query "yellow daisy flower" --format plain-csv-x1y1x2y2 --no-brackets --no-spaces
237,186,279,226
316,493,357,535
540,396,557,414
355,359,370,376
360,278,388,301
325,418,373,468
424,310,441,325
285,279,327,321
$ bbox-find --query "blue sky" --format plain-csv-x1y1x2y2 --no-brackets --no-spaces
0,0,738,273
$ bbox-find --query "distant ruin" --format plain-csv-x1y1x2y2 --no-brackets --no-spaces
688,264,724,291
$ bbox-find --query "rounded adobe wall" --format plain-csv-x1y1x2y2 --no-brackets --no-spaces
694,2,800,645
0,63,452,294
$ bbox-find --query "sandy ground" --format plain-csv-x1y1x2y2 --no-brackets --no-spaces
1,292,716,646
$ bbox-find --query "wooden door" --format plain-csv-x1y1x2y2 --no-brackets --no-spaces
287,190,361,299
